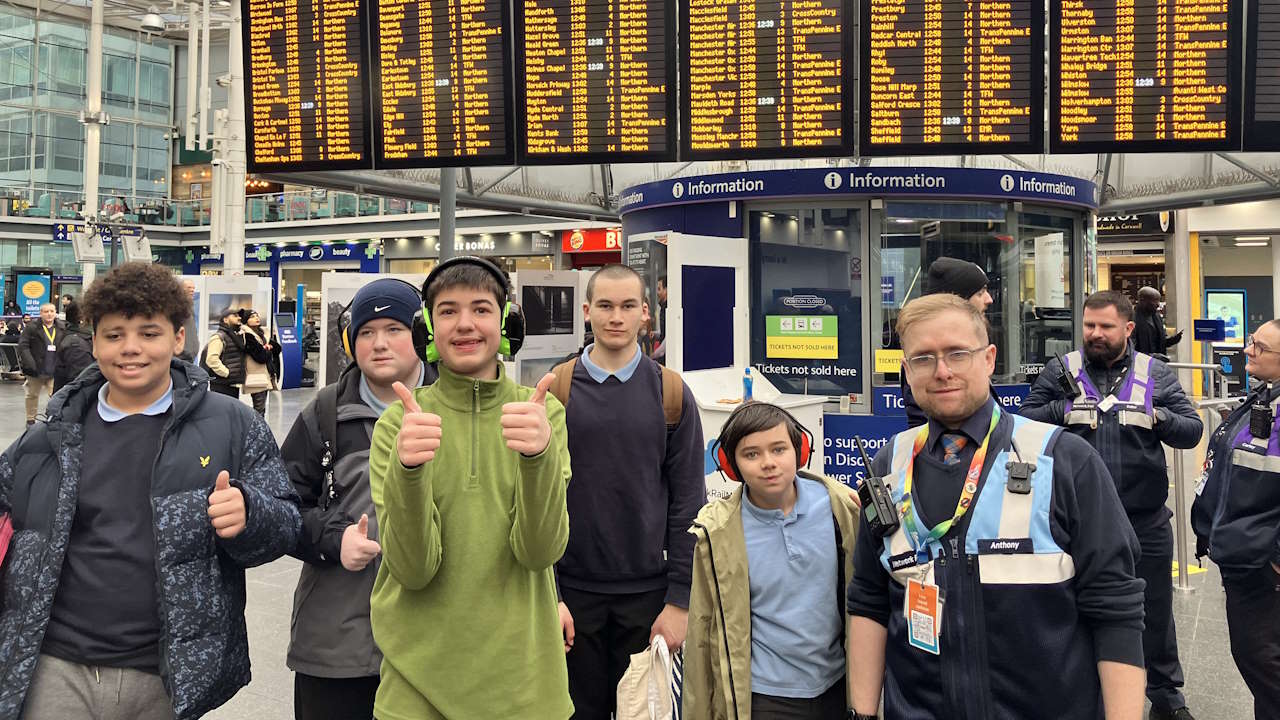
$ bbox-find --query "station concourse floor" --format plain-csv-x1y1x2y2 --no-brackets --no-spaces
0,380,1258,719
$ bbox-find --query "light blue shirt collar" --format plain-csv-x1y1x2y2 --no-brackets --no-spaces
360,362,427,414
579,343,642,383
742,474,808,522
97,380,174,422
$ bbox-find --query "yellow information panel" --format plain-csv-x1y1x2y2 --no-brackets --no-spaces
766,315,839,360
861,0,1044,155
242,0,372,171
1051,0,1240,152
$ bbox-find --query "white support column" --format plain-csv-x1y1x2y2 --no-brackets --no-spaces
185,3,199,150
221,0,247,276
198,0,211,149
81,0,105,284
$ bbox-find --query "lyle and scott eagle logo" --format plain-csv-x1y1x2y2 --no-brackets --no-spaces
200,455,211,468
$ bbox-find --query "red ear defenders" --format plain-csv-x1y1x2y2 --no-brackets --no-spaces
711,402,814,483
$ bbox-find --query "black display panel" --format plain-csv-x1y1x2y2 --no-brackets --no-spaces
1244,0,1280,150
516,0,677,163
1050,0,1241,153
859,0,1045,156
242,0,374,172
371,0,516,167
679,0,854,160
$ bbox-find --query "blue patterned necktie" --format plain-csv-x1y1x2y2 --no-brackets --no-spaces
941,433,969,466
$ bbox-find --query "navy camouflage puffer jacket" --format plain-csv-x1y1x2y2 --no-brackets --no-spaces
0,359,301,719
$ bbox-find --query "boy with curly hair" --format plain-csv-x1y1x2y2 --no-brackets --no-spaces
0,262,302,720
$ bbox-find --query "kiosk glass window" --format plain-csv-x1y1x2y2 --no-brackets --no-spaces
1015,212,1075,374
749,206,864,396
875,202,1075,384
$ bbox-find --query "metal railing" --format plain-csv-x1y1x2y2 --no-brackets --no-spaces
0,187,439,228
1166,361,1240,591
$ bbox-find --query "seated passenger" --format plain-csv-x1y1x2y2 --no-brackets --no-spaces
0,262,302,719
683,401,860,720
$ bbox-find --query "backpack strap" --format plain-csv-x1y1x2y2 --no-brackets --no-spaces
313,382,340,510
549,358,576,409
660,366,684,428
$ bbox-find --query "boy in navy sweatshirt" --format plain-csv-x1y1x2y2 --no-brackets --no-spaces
549,264,706,719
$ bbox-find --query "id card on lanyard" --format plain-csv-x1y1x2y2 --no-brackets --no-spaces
898,406,1000,653
43,324,56,354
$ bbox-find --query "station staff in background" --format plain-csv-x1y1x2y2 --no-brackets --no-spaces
1133,287,1182,359
1021,290,1203,720
1192,319,1280,720
848,293,1146,720
547,264,705,720
901,257,994,427
18,302,62,425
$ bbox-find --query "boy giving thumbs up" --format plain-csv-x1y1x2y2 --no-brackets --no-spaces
368,258,572,720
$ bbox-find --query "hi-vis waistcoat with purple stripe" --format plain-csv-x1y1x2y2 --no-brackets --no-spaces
1063,350,1156,429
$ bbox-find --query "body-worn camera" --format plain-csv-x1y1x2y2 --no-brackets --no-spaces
855,435,900,539
1251,383,1274,440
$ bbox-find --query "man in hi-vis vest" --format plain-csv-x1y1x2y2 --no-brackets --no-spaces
847,293,1146,720
1022,290,1203,720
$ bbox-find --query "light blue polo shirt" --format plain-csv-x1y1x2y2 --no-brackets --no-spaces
740,476,845,698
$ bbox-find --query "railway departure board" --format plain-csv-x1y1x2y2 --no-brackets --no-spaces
372,0,515,167
516,0,676,163
860,0,1044,156
1051,0,1241,152
242,0,373,171
680,0,853,159
1245,0,1280,150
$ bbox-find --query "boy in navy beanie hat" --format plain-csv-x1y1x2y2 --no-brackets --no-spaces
279,276,436,720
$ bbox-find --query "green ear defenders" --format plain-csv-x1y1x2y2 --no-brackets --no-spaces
420,256,526,363
338,278,432,363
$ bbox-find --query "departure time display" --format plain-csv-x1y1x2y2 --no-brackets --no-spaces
372,0,515,167
242,0,373,171
517,0,676,163
1050,0,1240,152
860,0,1044,155
680,0,853,159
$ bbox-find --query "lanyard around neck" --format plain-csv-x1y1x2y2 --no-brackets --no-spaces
900,405,1001,560
41,324,55,343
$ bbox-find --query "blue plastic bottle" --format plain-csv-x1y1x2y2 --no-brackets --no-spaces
743,367,753,401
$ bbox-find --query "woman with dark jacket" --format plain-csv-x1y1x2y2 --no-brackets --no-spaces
240,310,281,416
53,302,95,393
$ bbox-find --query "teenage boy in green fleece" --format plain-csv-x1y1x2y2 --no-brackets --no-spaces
367,257,572,719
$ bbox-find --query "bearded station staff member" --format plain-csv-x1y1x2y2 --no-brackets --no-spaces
1022,290,1203,720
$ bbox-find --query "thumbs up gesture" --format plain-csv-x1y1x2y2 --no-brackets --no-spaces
207,470,246,539
341,513,382,571
393,381,443,467
501,373,555,456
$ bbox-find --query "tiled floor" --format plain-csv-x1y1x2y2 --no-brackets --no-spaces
0,381,1259,719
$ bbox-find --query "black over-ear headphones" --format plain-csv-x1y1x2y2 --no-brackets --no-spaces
338,278,431,362
710,401,815,483
421,256,526,361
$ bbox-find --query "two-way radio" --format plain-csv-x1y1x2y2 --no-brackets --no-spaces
1056,354,1082,399
854,435,900,539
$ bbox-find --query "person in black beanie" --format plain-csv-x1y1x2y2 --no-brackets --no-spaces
900,257,995,427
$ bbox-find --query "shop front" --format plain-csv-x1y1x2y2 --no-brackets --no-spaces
382,231,557,276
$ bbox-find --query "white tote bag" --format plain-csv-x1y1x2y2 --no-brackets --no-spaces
616,636,677,720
